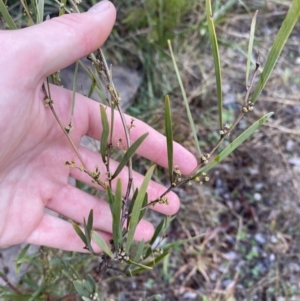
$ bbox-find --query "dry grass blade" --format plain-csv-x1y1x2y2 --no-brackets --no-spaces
164,95,174,183
168,40,202,157
250,0,300,103
246,10,258,86
206,0,223,130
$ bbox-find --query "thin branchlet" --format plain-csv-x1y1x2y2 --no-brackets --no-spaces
142,60,261,209
42,81,106,189
92,49,134,227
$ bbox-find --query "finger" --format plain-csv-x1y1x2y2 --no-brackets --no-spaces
46,184,155,241
25,213,111,252
69,145,181,215
9,1,116,80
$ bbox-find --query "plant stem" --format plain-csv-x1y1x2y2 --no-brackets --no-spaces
42,82,106,189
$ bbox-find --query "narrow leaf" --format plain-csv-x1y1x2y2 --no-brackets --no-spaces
246,10,258,86
127,259,153,270
87,209,94,234
164,95,174,183
28,285,43,301
69,61,79,127
192,112,274,178
112,133,149,179
1,294,32,300
130,251,169,275
88,79,96,98
126,165,156,252
138,193,148,223
168,40,201,156
106,184,114,206
72,223,87,247
250,0,300,103
81,279,93,293
83,218,93,253
127,188,139,228
100,104,109,163
111,179,122,251
206,0,223,130
150,218,165,246
144,246,153,260
0,0,17,29
15,244,30,273
73,280,89,297
91,231,114,259
133,239,145,262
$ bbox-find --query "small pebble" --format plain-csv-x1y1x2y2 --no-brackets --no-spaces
183,291,197,299
254,233,266,244
286,140,295,151
253,193,262,201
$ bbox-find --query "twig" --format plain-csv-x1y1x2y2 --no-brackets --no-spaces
0,274,24,295
42,81,106,189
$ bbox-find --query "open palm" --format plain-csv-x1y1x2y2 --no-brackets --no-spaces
0,1,197,252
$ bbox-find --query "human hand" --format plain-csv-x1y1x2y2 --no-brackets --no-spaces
0,1,197,252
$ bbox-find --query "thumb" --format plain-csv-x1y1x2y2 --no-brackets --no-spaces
15,1,116,78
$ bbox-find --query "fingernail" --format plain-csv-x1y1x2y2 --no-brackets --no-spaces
88,0,110,13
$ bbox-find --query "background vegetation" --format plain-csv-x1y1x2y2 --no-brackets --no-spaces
1,0,300,300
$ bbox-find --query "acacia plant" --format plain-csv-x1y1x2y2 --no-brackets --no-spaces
0,0,299,300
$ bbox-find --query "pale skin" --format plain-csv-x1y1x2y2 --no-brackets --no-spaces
0,0,197,252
